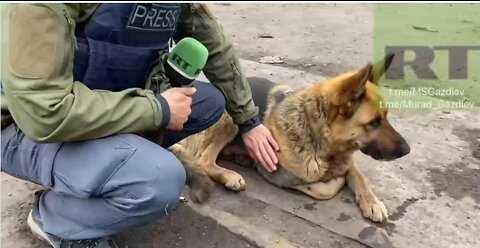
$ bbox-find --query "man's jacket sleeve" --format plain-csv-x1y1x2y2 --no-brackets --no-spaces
174,3,259,126
1,3,164,143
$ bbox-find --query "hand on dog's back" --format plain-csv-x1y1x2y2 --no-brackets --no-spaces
242,124,280,173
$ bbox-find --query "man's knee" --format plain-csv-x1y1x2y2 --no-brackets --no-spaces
160,82,226,147
191,82,226,129
106,136,186,217
138,153,185,216
208,85,226,123
151,152,186,206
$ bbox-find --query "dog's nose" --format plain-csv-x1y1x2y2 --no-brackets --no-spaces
402,144,410,156
397,142,410,157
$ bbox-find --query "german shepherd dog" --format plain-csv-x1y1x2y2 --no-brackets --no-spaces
168,53,411,223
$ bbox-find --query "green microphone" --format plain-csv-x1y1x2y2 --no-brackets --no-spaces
165,37,209,88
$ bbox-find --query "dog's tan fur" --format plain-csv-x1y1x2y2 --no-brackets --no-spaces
170,53,410,222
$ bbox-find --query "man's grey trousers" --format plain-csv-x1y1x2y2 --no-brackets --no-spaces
1,81,225,240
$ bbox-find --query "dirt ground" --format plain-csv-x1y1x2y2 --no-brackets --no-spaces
211,3,373,76
2,3,479,248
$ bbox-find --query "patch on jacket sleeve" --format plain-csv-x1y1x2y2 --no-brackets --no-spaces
199,3,216,19
9,5,58,79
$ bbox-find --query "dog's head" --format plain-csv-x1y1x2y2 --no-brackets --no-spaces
317,53,410,161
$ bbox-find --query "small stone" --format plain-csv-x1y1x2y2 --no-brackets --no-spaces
303,62,315,68
258,32,274,39
258,55,284,64
8,193,12,197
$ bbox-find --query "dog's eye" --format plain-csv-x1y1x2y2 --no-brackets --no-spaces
368,117,382,129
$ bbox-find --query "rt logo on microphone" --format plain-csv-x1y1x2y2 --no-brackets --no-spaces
171,53,202,76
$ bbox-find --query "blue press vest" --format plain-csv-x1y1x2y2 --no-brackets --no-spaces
73,3,181,92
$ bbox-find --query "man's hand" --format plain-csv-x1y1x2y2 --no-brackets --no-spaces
161,87,197,131
242,124,280,173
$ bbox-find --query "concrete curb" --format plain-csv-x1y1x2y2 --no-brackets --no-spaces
188,203,300,248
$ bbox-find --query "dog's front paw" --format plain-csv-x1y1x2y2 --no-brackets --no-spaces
358,193,388,222
222,171,246,191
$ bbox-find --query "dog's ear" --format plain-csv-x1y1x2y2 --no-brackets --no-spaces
370,52,395,85
342,62,372,102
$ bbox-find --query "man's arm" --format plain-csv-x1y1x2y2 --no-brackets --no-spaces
1,3,168,143
173,3,260,133
173,4,279,172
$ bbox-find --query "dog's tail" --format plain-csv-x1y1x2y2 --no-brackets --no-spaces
169,144,214,204
267,85,294,106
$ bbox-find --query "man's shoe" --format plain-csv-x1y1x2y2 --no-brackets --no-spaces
27,210,119,248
